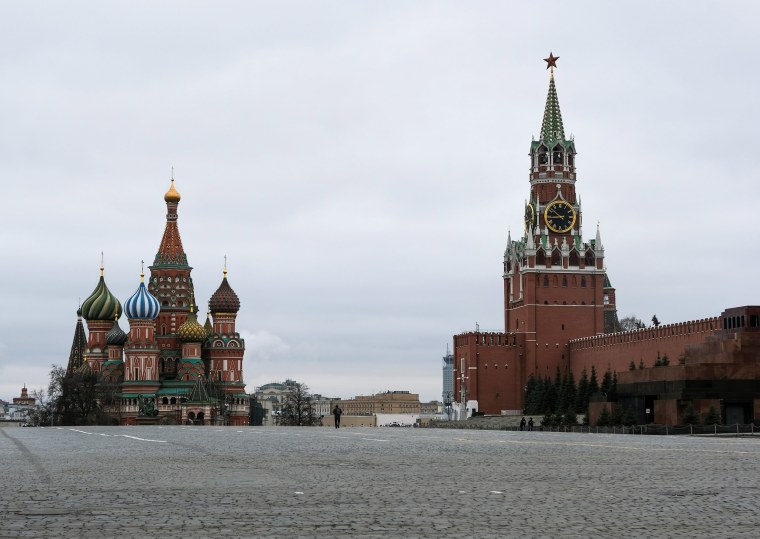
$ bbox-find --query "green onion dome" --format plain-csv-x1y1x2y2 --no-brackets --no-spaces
77,358,95,378
177,305,207,343
208,270,240,314
81,267,123,321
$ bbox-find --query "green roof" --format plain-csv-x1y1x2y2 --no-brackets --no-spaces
156,388,191,395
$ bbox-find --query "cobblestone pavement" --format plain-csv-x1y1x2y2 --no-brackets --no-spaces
2,426,759,538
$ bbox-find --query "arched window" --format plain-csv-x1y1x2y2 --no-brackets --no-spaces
538,145,548,165
581,277,586,288
543,275,549,287
162,397,169,405
552,145,563,164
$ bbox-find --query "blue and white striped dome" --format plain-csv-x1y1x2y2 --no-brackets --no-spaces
124,275,160,320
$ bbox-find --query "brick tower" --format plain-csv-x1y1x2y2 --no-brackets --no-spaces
123,271,161,396
148,178,194,380
503,54,619,381
453,55,620,415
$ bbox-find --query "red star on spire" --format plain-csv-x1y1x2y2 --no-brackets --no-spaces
544,52,559,70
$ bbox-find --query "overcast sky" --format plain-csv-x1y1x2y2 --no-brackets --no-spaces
1,2,758,403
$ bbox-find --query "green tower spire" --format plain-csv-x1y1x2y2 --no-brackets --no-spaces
539,70,565,144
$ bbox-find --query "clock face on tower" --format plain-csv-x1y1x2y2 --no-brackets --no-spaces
524,204,535,234
544,200,576,233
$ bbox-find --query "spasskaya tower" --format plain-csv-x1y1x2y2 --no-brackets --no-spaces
453,54,621,416
504,52,620,379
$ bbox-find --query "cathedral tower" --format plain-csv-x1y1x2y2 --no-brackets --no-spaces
148,178,194,380
80,265,122,373
206,268,246,388
123,271,161,395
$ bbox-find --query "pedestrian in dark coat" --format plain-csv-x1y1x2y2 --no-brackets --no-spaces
520,417,526,431
333,405,343,428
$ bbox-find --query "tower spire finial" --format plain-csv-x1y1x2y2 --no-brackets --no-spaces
540,53,565,143
100,251,104,276
544,52,559,71
223,254,228,278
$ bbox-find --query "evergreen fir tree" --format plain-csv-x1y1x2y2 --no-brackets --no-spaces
575,368,590,413
565,370,576,414
601,368,613,396
610,405,623,426
589,365,599,395
545,375,558,413
628,361,636,371
610,371,618,401
638,358,645,369
524,375,538,414
702,405,721,425
681,403,699,425
622,406,637,426
597,406,610,426
563,408,577,426
557,369,569,412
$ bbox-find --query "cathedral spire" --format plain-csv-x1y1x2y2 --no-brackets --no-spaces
540,55,565,143
153,176,188,267
66,308,88,375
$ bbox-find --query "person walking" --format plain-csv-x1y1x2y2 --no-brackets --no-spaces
528,417,534,431
520,417,526,431
333,404,343,429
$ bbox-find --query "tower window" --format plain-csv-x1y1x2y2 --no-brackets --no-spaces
581,277,586,288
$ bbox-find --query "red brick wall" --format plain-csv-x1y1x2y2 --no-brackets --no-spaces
569,318,720,376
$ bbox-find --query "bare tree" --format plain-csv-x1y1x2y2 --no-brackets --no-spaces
279,382,319,426
619,315,645,332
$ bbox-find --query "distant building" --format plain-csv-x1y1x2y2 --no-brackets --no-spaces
252,380,339,426
6,386,36,423
340,391,421,415
420,400,442,415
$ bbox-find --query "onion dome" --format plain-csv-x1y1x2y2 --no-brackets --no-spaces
77,357,95,378
81,267,123,321
177,305,207,343
203,311,213,337
105,315,128,346
209,269,240,314
164,178,181,203
124,272,160,320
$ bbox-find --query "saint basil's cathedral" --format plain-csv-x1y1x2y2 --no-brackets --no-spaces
67,179,249,426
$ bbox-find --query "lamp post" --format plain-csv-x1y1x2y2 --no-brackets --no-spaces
444,392,452,421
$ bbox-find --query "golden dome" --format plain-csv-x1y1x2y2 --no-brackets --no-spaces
164,178,181,203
